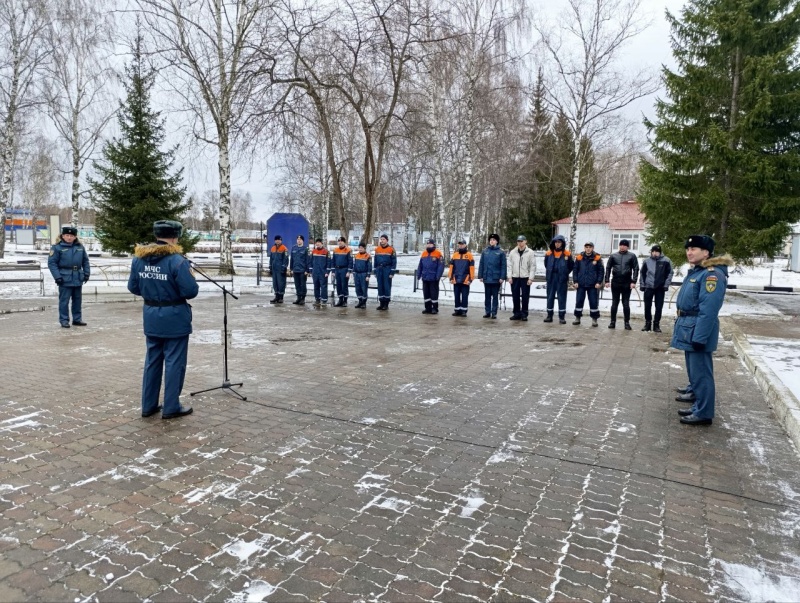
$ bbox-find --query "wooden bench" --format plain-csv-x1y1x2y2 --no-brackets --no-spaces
0,262,45,295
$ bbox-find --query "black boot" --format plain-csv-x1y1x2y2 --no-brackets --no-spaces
293,297,302,305
642,322,651,332
432,304,439,314
269,295,279,304
299,296,306,304
422,301,432,314
572,317,581,325
276,294,285,304
608,321,616,329
653,323,662,333
543,314,553,323
333,297,342,307
624,322,632,330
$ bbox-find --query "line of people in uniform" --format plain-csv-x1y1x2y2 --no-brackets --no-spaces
262,231,677,330
48,220,730,429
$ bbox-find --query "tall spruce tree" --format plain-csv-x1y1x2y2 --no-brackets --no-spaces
90,30,195,254
639,0,800,261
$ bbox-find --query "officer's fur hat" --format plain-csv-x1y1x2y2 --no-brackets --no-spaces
685,235,715,254
61,226,78,236
488,233,500,243
153,220,183,239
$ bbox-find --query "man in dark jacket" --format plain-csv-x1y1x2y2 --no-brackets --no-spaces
639,244,674,332
353,242,373,309
373,234,398,311
417,238,445,314
269,235,289,304
477,233,506,319
310,239,331,306
332,237,354,307
571,242,604,327
290,235,310,305
604,239,639,329
48,226,91,328
544,234,574,324
449,239,475,317
127,220,199,420
671,235,733,426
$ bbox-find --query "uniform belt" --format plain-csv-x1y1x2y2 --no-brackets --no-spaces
72,266,80,270
143,299,186,307
677,309,698,317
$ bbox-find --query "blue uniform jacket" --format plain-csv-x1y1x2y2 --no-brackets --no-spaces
373,245,398,273
670,256,732,353
48,238,90,286
544,235,574,285
310,248,331,275
416,248,445,281
477,246,507,282
572,252,604,288
269,244,289,274
332,246,354,270
353,252,373,274
290,245,310,273
127,242,200,338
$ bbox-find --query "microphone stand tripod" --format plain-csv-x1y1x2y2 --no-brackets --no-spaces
188,261,247,401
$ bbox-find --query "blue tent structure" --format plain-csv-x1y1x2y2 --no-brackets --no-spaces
266,213,309,254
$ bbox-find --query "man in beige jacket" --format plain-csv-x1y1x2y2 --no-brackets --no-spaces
507,235,536,321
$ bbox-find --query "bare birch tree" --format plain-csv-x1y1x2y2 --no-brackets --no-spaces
536,0,657,252
0,0,50,258
137,0,269,274
44,0,115,227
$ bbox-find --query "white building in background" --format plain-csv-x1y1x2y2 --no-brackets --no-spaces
552,200,649,256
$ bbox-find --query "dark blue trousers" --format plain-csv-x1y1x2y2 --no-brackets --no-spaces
272,271,286,295
313,272,328,302
484,283,500,315
546,281,568,317
574,287,600,319
454,284,470,313
335,268,350,299
354,273,369,301
58,285,82,325
422,280,439,312
142,335,189,416
511,279,531,317
374,267,393,302
685,350,715,419
293,272,307,297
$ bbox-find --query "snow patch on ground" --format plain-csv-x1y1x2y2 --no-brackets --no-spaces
747,338,800,404
459,490,486,518
419,398,441,406
230,581,277,602
718,561,800,603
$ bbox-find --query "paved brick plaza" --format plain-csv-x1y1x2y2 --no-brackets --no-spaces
1,295,799,602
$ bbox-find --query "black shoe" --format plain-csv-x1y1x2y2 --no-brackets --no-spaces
559,318,567,324
653,324,662,333
432,308,438,314
61,323,70,328
422,309,433,314
510,314,522,321
522,316,528,321
608,322,616,329
72,320,87,326
293,298,302,305
642,322,651,332
591,318,598,327
313,299,321,306
572,318,581,325
680,414,712,426
624,322,632,330
491,314,496,319
483,313,491,318
162,406,193,420
676,393,697,402
677,408,694,417
452,311,461,316
142,405,162,418
676,386,691,395
276,296,285,304
300,297,306,304
269,297,279,304
543,316,553,323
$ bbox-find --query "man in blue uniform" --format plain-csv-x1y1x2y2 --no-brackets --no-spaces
332,237,354,307
310,238,331,306
290,235,310,305
543,234,574,324
417,238,445,314
269,235,289,304
477,233,506,319
128,220,199,420
353,242,373,309
48,225,91,328
571,242,604,327
373,234,398,311
671,235,733,426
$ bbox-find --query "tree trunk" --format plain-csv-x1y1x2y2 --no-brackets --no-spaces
721,46,742,245
568,128,583,255
218,131,234,275
71,106,81,226
0,53,20,259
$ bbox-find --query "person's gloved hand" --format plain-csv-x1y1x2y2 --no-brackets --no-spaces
55,278,64,286
640,286,645,292
692,341,705,351
83,275,90,283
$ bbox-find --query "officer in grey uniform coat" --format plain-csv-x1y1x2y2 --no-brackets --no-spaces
671,235,733,425
48,226,91,328
128,220,199,419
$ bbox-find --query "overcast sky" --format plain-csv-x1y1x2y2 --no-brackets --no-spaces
165,0,689,221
